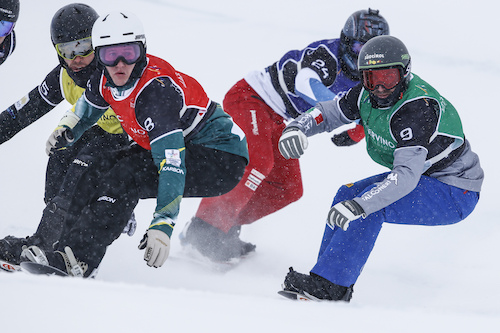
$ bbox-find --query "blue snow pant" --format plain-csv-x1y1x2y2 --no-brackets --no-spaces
311,172,479,287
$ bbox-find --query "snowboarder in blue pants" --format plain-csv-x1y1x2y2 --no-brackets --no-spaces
277,35,483,302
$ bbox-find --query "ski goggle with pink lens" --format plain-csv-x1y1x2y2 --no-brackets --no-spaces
55,37,94,60
0,20,15,37
98,43,142,67
362,68,401,91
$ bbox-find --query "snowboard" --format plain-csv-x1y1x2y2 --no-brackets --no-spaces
20,261,68,277
0,259,21,273
278,289,317,301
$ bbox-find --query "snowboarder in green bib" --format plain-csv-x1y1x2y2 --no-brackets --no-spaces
277,35,484,302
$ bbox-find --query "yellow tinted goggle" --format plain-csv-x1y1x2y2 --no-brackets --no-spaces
55,37,94,60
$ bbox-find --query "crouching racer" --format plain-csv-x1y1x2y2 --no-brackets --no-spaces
277,36,483,302
181,9,389,263
21,11,248,277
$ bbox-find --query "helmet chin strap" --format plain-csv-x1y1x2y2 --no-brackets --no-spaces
59,55,98,88
367,66,411,109
369,82,405,109
340,56,360,81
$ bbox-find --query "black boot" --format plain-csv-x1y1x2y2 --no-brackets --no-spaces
31,197,70,250
0,236,28,265
180,217,256,262
282,267,353,302
0,197,71,266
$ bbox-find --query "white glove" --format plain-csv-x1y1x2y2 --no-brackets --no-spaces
138,229,171,268
46,127,74,155
327,200,365,231
278,127,308,159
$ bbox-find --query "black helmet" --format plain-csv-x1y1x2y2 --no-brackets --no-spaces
339,8,389,81
50,3,99,46
0,0,19,22
358,35,412,108
50,3,100,86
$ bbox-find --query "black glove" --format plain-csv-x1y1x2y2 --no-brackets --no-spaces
331,131,358,147
327,200,365,231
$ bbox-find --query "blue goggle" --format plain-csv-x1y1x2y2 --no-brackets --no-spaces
0,20,15,37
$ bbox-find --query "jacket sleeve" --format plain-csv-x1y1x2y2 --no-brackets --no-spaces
0,87,55,144
285,95,354,137
57,71,109,143
134,78,188,237
353,146,428,216
148,130,186,237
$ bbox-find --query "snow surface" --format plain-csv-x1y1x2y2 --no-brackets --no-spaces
0,0,499,331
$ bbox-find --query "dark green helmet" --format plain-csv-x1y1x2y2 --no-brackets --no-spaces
50,3,99,46
358,35,411,72
358,36,412,108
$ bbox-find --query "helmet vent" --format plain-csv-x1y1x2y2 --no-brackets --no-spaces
92,11,146,49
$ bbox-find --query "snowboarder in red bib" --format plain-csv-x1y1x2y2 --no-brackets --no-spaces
21,11,248,277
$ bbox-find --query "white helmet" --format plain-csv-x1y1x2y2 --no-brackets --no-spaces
92,11,146,48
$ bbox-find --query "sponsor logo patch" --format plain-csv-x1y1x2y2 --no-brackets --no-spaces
72,159,89,167
97,196,116,203
244,168,266,191
245,180,258,191
309,108,324,125
387,172,398,185
14,95,30,110
250,110,259,135
165,149,181,167
162,166,185,174
361,179,391,201
364,53,385,60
